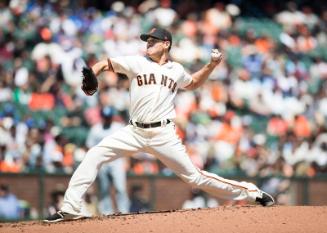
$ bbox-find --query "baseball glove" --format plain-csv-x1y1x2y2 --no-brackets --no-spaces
81,66,98,96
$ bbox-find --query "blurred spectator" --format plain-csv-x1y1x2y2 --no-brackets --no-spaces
267,115,288,137
0,184,20,220
84,187,99,216
182,189,218,209
86,106,130,215
292,114,311,138
259,178,291,205
129,184,150,213
47,188,65,217
145,0,177,28
46,185,98,218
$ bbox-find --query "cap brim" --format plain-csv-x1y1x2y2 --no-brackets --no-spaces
140,34,150,41
140,34,164,42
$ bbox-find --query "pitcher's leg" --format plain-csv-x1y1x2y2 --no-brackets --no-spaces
61,146,119,215
61,126,141,215
148,126,261,202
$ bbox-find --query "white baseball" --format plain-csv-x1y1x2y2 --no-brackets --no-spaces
211,49,222,62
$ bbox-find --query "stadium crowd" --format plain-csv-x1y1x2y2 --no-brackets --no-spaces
0,0,327,186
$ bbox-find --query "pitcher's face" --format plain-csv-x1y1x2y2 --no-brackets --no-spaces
146,37,170,58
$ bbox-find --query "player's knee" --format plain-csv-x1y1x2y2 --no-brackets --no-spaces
85,147,100,158
84,146,107,165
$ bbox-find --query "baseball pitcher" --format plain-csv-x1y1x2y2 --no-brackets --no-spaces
45,28,274,222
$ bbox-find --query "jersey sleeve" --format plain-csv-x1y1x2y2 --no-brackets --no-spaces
109,56,139,78
178,67,193,89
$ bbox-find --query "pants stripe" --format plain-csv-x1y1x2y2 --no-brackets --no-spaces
196,167,258,192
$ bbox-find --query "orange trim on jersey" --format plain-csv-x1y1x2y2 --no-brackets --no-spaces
196,167,257,192
107,58,114,72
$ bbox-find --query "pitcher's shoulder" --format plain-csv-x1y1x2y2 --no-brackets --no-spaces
170,61,185,72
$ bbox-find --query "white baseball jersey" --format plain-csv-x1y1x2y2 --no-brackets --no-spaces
110,55,192,122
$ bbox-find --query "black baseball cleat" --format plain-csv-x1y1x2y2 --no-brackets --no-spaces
43,211,87,223
255,191,275,207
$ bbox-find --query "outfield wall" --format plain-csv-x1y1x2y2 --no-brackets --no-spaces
1,173,327,219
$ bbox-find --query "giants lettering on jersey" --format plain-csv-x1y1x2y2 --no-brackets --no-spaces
136,73,177,92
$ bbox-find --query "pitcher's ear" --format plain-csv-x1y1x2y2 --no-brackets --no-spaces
165,41,171,51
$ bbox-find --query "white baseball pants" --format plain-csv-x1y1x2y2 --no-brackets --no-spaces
61,123,262,216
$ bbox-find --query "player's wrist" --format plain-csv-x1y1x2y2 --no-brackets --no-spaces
207,61,218,69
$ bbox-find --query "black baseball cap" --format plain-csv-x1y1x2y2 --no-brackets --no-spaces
140,28,172,44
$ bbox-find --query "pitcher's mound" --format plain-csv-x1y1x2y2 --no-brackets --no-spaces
2,206,327,233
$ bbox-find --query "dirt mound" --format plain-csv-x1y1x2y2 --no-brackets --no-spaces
2,206,327,233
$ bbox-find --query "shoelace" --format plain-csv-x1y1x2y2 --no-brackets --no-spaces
57,211,65,218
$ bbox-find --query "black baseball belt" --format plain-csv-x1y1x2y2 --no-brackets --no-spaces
129,119,171,128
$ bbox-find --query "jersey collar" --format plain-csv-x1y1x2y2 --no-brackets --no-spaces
145,56,173,68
